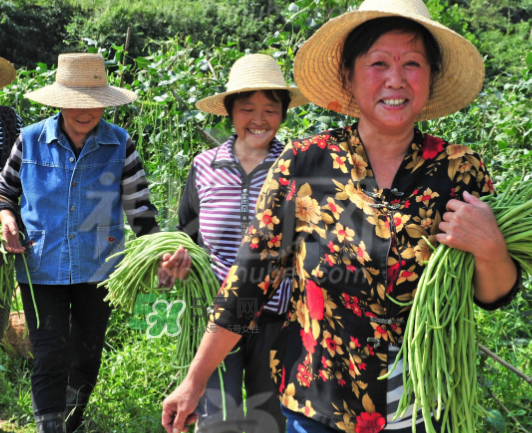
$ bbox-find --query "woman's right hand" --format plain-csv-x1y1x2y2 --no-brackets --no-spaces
0,210,24,253
161,378,203,432
157,246,192,288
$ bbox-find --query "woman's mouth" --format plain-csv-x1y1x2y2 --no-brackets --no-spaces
381,99,406,107
248,128,267,135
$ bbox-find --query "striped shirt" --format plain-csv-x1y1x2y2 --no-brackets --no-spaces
0,127,158,236
0,112,23,161
177,135,291,315
385,345,424,430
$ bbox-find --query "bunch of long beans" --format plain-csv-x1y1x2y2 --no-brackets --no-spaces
384,180,532,433
0,231,16,309
0,228,38,327
100,231,220,380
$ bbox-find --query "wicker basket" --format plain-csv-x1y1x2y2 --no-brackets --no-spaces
1,311,33,359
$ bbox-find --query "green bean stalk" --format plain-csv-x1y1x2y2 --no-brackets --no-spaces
382,180,532,433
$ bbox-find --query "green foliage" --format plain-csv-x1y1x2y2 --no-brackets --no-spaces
0,0,82,69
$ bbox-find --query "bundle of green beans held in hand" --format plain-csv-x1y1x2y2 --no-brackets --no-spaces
382,180,532,433
100,231,220,378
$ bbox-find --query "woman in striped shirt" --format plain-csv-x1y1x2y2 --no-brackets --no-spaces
0,54,159,433
158,54,307,433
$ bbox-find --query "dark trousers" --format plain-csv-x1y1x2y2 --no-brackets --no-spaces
19,282,112,416
196,313,286,433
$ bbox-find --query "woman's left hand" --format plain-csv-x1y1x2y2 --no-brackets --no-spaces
437,191,518,304
436,191,506,261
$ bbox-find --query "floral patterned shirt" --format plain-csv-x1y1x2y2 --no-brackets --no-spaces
210,124,497,432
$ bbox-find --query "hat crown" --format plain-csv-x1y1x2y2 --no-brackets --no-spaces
56,53,108,88
226,54,288,92
358,0,431,19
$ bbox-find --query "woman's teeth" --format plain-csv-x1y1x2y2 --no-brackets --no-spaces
382,99,406,106
249,129,266,135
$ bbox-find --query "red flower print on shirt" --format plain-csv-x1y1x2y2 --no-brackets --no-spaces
306,280,324,320
421,135,445,160
301,329,317,354
279,177,290,186
356,412,386,433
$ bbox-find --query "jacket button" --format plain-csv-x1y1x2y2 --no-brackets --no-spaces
70,157,75,162
70,206,75,212
72,181,77,187
69,234,74,240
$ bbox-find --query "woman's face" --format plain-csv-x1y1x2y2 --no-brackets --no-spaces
232,91,283,150
61,107,105,140
347,30,432,134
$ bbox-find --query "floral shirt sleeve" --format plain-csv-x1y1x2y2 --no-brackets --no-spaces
210,124,509,432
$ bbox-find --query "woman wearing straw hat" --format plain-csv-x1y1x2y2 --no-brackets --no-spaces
162,1,520,432
0,56,23,340
158,53,307,433
0,53,160,433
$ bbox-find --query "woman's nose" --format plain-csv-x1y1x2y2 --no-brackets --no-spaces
385,64,406,88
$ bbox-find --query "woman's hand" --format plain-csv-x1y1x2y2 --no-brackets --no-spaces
0,210,24,253
157,246,192,289
161,379,203,432
436,191,505,260
437,191,517,304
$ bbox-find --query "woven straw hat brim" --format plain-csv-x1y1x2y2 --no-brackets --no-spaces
196,85,308,116
0,57,17,89
24,83,137,108
294,9,485,121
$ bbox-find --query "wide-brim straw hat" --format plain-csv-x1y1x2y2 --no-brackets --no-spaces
24,53,137,109
196,54,308,116
0,57,17,88
294,0,485,121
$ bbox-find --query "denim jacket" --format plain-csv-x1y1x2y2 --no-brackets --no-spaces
15,114,128,284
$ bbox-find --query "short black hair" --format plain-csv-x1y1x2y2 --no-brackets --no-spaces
223,89,291,122
340,17,443,94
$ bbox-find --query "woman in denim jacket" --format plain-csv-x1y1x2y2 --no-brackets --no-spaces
0,53,160,433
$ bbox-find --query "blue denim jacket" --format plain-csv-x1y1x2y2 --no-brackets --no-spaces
15,114,127,284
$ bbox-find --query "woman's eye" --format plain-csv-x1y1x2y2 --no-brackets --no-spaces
371,61,386,67
406,61,421,67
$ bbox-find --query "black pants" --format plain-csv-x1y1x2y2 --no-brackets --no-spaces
196,313,286,433
20,282,112,416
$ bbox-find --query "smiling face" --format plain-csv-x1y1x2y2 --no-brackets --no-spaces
60,107,105,144
232,91,283,151
347,30,432,135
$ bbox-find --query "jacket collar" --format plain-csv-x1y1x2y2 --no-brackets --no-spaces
38,112,121,146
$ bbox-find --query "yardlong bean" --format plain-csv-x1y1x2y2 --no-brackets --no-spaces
381,180,532,432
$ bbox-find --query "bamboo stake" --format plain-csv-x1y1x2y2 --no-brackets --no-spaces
113,23,133,124
157,71,221,147
479,343,532,386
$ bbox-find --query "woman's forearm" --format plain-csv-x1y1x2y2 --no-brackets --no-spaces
473,252,517,304
183,322,242,390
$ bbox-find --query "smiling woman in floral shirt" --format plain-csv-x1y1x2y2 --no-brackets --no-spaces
161,0,520,432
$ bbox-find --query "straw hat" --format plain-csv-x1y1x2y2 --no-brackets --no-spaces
0,57,17,88
196,54,308,116
294,0,485,121
24,53,137,109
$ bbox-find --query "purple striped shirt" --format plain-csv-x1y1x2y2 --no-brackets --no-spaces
182,135,291,315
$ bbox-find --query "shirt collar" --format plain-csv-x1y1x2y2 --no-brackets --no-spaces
38,112,121,146
210,133,285,167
